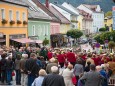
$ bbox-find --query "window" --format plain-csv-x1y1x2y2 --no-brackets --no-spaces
38,25,41,36
1,9,5,19
46,25,48,35
32,25,35,36
9,10,13,21
22,12,26,21
16,11,19,20
43,25,46,35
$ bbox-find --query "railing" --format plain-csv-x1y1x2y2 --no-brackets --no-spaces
108,78,115,86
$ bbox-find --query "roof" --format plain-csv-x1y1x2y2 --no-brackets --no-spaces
1,0,28,7
77,9,93,21
32,0,61,23
82,4,103,13
104,16,112,19
49,5,70,24
55,4,78,16
23,0,51,20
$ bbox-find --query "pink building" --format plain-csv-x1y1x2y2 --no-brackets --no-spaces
50,22,60,35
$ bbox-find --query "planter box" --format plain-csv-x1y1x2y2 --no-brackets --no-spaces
10,20,15,25
23,21,27,25
17,20,22,24
2,19,7,24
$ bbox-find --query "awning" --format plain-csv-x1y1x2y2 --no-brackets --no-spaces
35,40,43,44
11,38,34,44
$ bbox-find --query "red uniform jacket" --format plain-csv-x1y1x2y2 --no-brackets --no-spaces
66,52,76,63
57,54,65,63
47,52,52,60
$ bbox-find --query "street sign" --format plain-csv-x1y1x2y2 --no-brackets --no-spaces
112,6,115,30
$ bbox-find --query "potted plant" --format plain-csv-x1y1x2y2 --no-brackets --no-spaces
2,19,7,24
23,21,27,25
10,20,15,25
17,20,22,24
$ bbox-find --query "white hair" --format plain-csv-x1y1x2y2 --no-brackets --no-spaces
22,54,28,59
51,66,58,73
50,58,55,63
39,69,47,76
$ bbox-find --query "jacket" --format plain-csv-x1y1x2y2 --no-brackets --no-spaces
66,52,76,62
42,73,65,86
57,54,65,63
80,71,102,86
62,68,74,86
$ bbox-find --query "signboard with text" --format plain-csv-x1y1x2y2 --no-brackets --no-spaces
112,6,115,30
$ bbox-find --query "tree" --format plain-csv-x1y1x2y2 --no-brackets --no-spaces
108,41,115,53
94,31,115,44
42,38,49,46
66,29,83,39
99,27,107,32
105,11,112,17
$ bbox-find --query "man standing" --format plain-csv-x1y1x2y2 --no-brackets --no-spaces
66,49,76,67
80,64,103,86
42,66,65,86
25,53,40,86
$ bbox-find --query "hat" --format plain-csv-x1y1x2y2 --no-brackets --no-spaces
110,53,114,55
103,54,106,56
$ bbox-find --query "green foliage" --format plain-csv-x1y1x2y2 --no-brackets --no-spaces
66,29,83,39
99,27,107,32
94,34,104,44
94,31,115,44
105,11,112,17
42,38,49,46
108,41,115,49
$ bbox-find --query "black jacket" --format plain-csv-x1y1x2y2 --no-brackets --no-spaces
1,58,7,70
6,59,13,70
25,58,40,76
42,73,65,86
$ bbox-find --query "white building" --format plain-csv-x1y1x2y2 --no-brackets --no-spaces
50,3,78,29
77,4,104,33
62,2,79,15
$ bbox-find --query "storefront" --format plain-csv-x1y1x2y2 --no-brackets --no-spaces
50,33,64,48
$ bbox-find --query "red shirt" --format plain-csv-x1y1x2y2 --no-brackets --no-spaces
66,52,76,62
47,52,52,60
57,54,65,63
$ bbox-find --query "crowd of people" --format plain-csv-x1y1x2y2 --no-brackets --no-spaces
0,45,115,86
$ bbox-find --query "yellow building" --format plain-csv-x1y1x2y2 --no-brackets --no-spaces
0,0,28,47
104,16,113,31
60,24,70,34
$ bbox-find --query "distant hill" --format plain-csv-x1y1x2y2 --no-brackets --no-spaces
39,0,115,13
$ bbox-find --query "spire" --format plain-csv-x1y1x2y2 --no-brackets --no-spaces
45,0,49,8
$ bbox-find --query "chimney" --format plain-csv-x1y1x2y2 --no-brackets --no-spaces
45,0,49,8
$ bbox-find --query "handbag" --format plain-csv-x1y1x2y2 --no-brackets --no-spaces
72,76,77,85
12,71,15,76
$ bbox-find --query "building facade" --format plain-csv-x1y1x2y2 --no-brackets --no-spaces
0,0,28,47
104,16,113,31
77,4,104,33
24,0,51,46
77,9,93,34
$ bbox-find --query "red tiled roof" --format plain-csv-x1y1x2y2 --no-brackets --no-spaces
32,0,60,23
49,5,70,24
77,9,93,21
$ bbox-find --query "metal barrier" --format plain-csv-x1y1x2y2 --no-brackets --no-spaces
108,78,115,86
